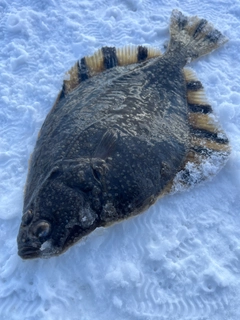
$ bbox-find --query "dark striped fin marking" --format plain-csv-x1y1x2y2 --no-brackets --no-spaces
116,45,161,65
189,113,219,135
184,68,209,107
184,68,213,120
80,57,90,81
60,45,162,98
192,19,208,38
177,14,218,44
184,67,229,146
137,45,148,61
102,46,118,69
188,107,230,146
179,67,231,188
188,103,212,114
186,80,203,91
191,137,230,153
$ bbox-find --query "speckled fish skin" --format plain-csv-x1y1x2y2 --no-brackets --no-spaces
17,10,229,259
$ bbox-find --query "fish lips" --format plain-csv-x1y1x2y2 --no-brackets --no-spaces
18,244,41,259
17,230,60,259
17,228,41,259
18,239,55,259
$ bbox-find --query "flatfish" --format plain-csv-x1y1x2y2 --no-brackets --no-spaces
17,10,230,259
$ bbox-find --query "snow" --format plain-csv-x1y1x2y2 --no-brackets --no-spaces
0,0,240,319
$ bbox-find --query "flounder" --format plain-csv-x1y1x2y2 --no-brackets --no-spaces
17,10,230,259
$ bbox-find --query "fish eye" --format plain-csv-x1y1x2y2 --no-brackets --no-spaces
33,221,51,239
22,210,33,226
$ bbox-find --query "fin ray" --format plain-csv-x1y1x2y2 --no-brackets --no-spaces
93,129,118,159
58,45,162,102
169,10,228,62
171,66,231,192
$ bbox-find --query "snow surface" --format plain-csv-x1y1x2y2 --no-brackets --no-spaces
0,0,240,319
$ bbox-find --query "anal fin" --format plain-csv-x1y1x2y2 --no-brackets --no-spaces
171,68,231,192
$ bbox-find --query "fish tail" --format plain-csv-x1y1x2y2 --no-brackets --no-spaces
167,10,228,63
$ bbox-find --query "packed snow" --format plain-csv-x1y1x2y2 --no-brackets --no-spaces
0,0,240,319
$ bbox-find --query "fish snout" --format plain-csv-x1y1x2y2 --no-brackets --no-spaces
17,227,41,259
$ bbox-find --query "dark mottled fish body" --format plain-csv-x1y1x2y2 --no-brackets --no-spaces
18,10,230,259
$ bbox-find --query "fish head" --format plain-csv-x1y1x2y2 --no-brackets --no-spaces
17,159,101,259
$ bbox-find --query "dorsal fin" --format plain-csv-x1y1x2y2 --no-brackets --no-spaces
56,45,162,101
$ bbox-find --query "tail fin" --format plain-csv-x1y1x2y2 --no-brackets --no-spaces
167,10,228,62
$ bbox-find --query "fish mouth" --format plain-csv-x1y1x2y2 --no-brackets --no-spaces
18,241,61,259
18,245,41,259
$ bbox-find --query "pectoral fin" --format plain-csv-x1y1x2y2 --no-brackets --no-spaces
93,129,118,159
